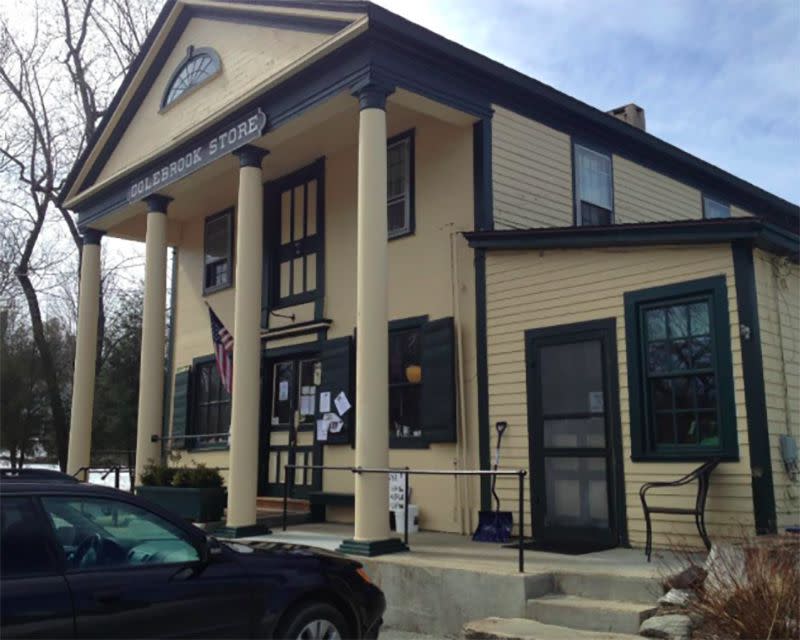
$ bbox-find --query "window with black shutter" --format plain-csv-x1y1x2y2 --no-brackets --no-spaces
389,316,457,448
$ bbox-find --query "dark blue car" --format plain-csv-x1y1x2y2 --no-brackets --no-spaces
0,472,384,639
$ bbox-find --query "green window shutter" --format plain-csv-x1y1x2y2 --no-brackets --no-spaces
319,336,354,445
171,366,192,450
421,317,457,443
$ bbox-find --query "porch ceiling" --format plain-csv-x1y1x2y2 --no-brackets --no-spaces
98,88,477,243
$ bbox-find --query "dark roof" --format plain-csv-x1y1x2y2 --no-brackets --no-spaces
464,218,799,260
60,0,799,234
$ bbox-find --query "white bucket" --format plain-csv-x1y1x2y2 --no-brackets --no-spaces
393,504,419,534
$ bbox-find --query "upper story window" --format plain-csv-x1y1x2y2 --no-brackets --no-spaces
387,130,415,238
204,209,233,294
703,196,730,219
574,144,613,226
161,46,221,110
625,276,738,461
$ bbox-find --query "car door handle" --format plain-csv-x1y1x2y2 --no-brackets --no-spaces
94,589,121,604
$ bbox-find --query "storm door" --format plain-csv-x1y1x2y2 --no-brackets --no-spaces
525,319,626,550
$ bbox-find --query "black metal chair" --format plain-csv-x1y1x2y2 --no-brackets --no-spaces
639,458,720,562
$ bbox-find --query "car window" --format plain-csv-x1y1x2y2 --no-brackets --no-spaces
41,496,200,571
1,497,58,578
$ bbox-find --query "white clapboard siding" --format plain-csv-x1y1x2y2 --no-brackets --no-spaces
754,249,800,531
485,245,755,549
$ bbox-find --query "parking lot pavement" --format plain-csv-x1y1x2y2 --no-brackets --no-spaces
380,627,457,640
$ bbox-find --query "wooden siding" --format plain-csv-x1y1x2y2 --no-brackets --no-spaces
613,155,702,224
491,105,573,229
485,245,754,548
731,205,754,218
754,249,800,531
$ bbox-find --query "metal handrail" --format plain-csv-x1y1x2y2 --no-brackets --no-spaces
282,464,528,573
72,464,132,490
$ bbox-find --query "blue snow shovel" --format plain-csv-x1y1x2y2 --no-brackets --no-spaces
472,421,513,543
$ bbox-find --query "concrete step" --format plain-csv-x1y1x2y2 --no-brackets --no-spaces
554,571,662,604
463,617,641,640
526,594,657,635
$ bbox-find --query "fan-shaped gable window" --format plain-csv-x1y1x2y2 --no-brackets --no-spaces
161,46,221,110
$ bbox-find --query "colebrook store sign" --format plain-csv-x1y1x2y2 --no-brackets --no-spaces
128,108,267,202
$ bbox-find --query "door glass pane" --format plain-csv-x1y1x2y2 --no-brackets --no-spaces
544,457,608,528
543,417,605,448
306,253,317,291
280,191,291,245
539,340,603,415
272,361,295,425
292,258,303,295
293,185,304,241
279,261,290,298
306,180,317,236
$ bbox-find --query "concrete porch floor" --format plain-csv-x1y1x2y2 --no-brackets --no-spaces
237,522,676,578
234,524,685,636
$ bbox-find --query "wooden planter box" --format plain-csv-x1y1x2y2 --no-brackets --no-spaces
137,486,226,523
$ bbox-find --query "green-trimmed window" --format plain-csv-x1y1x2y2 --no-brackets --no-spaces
624,276,738,461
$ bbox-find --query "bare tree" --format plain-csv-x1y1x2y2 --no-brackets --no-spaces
0,0,157,469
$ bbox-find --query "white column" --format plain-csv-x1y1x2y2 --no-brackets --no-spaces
134,196,170,484
225,145,267,532
66,231,103,478
341,81,405,555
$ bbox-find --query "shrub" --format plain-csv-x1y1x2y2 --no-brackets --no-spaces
672,536,799,639
171,464,224,489
139,462,176,487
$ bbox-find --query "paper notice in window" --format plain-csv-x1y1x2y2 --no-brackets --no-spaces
589,391,604,413
316,419,329,442
300,394,315,416
324,413,343,433
319,391,331,413
278,380,289,402
334,391,351,416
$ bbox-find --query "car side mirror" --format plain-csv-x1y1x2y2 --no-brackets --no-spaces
201,536,223,563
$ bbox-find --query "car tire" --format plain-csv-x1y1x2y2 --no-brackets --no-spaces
277,601,352,640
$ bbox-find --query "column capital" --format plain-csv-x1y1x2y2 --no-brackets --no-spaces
143,194,172,213
82,229,105,246
351,78,395,111
234,145,269,169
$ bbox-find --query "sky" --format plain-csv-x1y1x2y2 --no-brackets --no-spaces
375,0,800,204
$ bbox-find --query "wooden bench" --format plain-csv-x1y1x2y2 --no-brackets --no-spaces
309,491,354,523
639,458,720,561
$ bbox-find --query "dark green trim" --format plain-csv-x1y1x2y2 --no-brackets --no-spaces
472,118,493,231
474,249,491,510
388,315,428,331
466,218,799,260
203,208,235,295
732,242,777,534
624,276,739,462
233,144,269,168
217,523,270,538
161,247,178,458
82,229,104,245
338,537,408,557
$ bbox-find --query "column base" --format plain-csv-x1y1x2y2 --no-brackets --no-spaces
338,537,409,557
216,523,271,538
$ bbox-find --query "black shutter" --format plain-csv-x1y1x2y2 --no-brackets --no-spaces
171,366,192,450
319,336,354,445
421,317,457,443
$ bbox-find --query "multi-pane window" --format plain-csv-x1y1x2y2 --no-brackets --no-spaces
204,210,233,293
277,176,320,305
387,133,414,238
192,361,230,446
574,144,613,225
643,299,718,447
703,196,730,219
389,327,422,440
625,277,738,461
161,47,221,109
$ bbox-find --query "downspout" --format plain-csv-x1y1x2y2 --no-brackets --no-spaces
161,247,178,463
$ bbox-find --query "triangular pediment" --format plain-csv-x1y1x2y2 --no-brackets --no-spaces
64,0,366,205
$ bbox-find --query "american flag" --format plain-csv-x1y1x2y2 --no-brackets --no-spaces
208,307,233,393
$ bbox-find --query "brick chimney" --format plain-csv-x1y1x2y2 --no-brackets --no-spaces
607,103,646,131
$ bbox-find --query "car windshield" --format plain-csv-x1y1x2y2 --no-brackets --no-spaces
42,496,199,570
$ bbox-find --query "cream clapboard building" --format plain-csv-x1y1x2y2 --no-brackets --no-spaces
61,0,799,554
